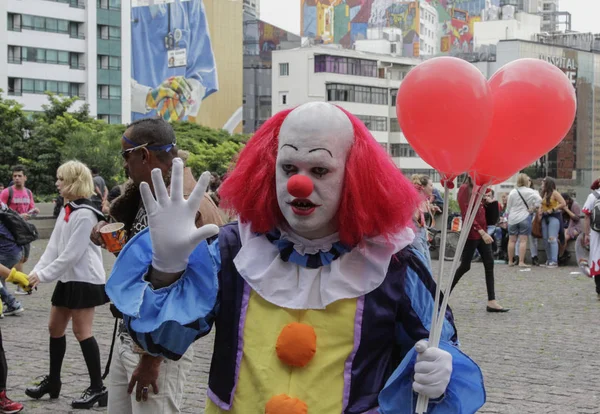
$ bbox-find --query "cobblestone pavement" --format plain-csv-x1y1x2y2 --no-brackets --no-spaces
2,240,598,413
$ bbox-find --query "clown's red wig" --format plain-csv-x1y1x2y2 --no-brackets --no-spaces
218,105,420,246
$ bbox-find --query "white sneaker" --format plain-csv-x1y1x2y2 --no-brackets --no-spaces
14,287,28,295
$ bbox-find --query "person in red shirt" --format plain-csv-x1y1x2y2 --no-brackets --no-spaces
0,166,39,294
450,176,509,312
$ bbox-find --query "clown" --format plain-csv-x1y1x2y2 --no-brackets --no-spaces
107,102,485,413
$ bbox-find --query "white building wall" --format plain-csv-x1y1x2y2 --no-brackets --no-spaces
272,46,439,178
0,2,8,95
85,3,97,117
419,2,439,56
7,0,85,23
121,0,132,124
474,12,541,47
2,0,127,120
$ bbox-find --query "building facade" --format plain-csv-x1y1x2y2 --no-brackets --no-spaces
271,45,441,180
474,38,600,199
1,0,129,124
243,13,301,133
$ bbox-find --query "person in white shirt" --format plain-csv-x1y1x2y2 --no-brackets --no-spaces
25,161,108,409
506,173,542,267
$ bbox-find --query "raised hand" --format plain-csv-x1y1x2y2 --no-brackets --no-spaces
139,158,219,273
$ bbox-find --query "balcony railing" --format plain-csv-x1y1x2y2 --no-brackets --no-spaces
8,58,22,64
70,63,86,70
70,32,86,39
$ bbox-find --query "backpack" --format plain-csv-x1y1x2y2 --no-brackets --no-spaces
0,205,39,245
592,191,600,232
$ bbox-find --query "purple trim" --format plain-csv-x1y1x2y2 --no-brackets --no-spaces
208,281,251,410
342,295,365,412
361,408,380,414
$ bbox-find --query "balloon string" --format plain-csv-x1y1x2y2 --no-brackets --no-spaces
415,180,450,414
432,184,487,348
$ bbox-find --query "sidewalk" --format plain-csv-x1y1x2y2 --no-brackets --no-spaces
1,239,598,413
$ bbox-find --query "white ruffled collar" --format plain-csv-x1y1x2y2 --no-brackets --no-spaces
233,221,415,310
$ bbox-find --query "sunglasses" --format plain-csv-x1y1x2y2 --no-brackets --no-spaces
121,142,149,160
121,135,175,160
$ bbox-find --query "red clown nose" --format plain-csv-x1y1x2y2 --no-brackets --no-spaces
287,175,314,198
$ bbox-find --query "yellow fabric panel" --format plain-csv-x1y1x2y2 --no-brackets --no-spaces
205,290,358,413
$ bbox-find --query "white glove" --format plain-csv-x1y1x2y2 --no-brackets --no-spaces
139,158,220,273
412,340,453,399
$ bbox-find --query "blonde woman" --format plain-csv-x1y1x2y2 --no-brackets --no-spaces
505,173,541,267
26,161,108,409
410,174,438,269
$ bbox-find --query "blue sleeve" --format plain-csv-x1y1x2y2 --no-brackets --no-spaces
184,0,218,99
105,228,220,360
379,248,485,414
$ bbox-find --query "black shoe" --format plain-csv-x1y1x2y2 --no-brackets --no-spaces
25,375,61,399
486,306,510,313
71,386,108,409
532,256,539,266
513,255,519,265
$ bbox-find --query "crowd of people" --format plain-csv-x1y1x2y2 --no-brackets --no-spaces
408,171,599,313
0,110,597,413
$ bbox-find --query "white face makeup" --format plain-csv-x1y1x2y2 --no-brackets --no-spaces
276,102,354,239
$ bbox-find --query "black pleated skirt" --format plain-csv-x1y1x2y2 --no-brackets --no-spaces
51,281,109,309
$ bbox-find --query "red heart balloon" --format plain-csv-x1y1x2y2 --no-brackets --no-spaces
470,58,577,185
396,57,493,179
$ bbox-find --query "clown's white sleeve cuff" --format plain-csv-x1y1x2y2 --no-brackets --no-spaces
131,79,152,114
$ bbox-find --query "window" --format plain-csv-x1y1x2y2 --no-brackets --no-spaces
326,83,388,105
356,115,387,132
70,22,84,38
391,44,397,54
7,46,21,64
98,85,109,99
8,78,22,96
109,56,121,70
19,14,72,34
391,90,398,107
46,50,58,64
59,51,69,65
109,86,121,99
390,118,402,132
402,169,440,182
279,63,289,76
98,55,109,69
390,144,417,157
280,92,288,105
109,0,122,10
46,18,58,32
15,77,83,98
314,55,377,78
109,26,121,39
7,13,21,32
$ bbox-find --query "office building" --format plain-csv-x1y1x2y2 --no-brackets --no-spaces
1,0,129,124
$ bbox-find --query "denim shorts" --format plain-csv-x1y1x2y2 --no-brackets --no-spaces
0,251,23,269
508,217,532,236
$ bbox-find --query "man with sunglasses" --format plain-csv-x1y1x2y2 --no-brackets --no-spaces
91,117,224,413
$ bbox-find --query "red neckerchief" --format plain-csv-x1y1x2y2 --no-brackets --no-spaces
64,204,72,222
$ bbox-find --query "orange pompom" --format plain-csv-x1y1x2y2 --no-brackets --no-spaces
275,322,317,367
265,394,308,414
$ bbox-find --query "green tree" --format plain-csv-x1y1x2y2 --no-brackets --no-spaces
0,91,33,186
173,122,247,176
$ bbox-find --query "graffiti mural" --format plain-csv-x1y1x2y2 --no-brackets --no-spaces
301,0,420,56
301,0,500,55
